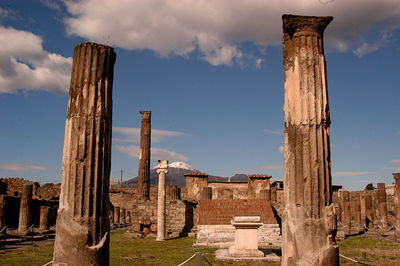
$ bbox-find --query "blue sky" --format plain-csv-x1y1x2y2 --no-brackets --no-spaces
0,0,399,190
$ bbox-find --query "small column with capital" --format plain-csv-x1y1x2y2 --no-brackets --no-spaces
156,160,168,241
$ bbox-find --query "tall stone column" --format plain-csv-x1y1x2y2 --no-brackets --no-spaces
350,192,361,228
114,207,120,224
18,184,32,233
340,191,351,228
364,192,373,227
137,111,151,200
377,183,388,228
282,14,338,265
394,173,400,227
53,42,116,266
0,195,6,229
39,206,49,231
156,160,168,241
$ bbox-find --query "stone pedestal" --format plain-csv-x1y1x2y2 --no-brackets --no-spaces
18,184,32,233
52,42,116,266
281,14,339,265
228,216,264,257
39,206,49,231
156,160,168,241
137,111,151,200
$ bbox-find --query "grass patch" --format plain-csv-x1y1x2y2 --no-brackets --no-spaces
0,231,399,265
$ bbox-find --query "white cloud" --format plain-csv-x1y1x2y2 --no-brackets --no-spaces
226,164,283,174
384,167,400,172
353,42,380,58
113,127,186,143
279,146,284,153
389,160,400,164
0,26,72,94
264,129,283,135
332,171,375,177
40,0,62,11
0,163,49,171
62,0,400,67
116,144,189,162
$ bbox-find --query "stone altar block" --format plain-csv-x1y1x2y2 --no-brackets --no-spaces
228,215,264,257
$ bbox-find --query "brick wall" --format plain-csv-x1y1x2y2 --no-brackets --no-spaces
198,199,278,225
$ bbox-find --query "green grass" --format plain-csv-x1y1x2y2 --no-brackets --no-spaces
0,231,399,265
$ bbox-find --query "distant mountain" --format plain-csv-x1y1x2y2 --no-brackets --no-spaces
123,162,201,187
123,162,249,187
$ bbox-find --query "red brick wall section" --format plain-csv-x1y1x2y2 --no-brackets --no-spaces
198,199,278,225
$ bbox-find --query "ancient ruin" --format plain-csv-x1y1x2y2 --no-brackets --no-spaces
156,160,168,241
281,14,339,265
394,173,400,227
18,184,32,233
52,42,116,265
137,111,152,200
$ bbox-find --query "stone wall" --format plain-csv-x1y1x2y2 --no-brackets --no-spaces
207,182,248,200
198,199,278,225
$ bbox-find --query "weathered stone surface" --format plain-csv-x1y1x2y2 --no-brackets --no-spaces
394,173,400,227
377,183,388,228
39,206,49,231
0,195,6,229
201,187,212,200
18,184,32,233
185,173,208,201
137,111,151,200
53,42,116,266
167,185,181,200
156,160,168,241
281,14,339,265
248,175,271,199
114,206,120,224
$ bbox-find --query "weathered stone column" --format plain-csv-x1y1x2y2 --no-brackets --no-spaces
282,14,338,265
18,184,32,233
39,206,49,231
377,183,388,228
156,160,168,241
350,192,361,228
53,42,116,266
137,111,151,200
0,195,6,229
114,206,120,225
364,192,373,227
340,191,351,228
394,173,400,227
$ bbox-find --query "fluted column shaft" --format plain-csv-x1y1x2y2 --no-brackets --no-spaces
18,184,32,233
282,14,338,265
53,42,116,266
394,173,400,227
137,111,151,200
156,160,168,241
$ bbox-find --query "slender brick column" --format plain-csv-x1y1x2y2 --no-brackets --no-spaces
282,14,338,265
39,206,49,231
53,42,116,266
156,160,168,241
394,173,400,227
137,111,151,200
377,183,388,228
18,184,32,233
114,207,120,224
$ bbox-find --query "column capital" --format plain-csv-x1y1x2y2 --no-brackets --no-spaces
157,160,168,174
139,111,152,121
282,14,333,38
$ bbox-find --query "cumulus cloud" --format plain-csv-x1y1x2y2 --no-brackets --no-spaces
116,144,189,162
226,164,283,174
0,163,49,171
332,171,375,177
62,0,400,66
0,26,72,94
113,127,187,143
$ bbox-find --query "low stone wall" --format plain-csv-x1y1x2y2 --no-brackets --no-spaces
198,199,278,225
193,224,281,249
